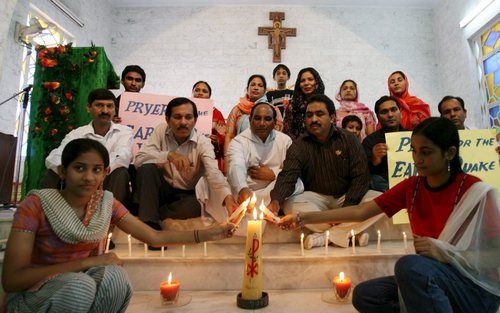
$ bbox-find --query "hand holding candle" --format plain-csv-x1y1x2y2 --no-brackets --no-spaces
258,200,280,223
160,272,180,302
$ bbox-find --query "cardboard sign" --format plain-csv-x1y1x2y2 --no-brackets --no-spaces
118,92,213,155
386,129,499,224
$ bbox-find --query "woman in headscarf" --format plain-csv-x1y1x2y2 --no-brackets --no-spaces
387,71,430,130
283,67,325,139
335,79,376,140
192,81,226,171
224,74,281,174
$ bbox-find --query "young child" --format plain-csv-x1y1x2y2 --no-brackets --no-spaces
278,117,500,313
341,114,363,140
3,138,234,312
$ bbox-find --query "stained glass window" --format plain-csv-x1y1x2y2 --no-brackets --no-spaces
479,22,499,138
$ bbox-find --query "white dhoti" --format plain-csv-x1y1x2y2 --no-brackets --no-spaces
283,190,384,247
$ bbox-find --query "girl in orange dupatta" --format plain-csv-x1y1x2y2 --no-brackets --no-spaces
388,71,430,130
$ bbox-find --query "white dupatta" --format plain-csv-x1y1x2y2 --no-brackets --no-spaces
430,182,500,296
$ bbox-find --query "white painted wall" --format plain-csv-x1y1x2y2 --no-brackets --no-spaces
0,0,114,135
109,5,442,119
433,0,492,129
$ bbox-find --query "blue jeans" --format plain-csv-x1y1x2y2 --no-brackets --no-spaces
353,255,500,313
370,174,389,192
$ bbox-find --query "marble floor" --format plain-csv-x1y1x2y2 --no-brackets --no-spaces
127,289,357,313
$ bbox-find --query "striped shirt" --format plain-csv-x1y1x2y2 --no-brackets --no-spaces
270,126,369,206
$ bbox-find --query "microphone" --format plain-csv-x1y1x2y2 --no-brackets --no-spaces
22,84,33,92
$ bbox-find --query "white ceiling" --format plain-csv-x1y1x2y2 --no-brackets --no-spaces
110,0,442,8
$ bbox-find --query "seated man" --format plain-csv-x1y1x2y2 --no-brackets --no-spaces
213,103,302,234
362,96,407,192
268,94,382,249
135,97,237,230
42,88,133,204
438,95,468,130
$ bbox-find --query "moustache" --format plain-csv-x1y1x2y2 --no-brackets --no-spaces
309,122,321,127
99,113,110,118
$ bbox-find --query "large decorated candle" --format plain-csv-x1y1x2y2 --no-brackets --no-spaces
241,209,264,300
160,272,180,302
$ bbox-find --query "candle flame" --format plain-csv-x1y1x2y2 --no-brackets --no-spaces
108,233,112,239
258,200,266,213
350,229,355,236
167,272,172,284
250,193,257,206
259,211,264,220
127,234,131,239
301,233,304,240
339,272,345,282
403,231,407,237
326,230,330,237
253,208,257,220
377,230,381,236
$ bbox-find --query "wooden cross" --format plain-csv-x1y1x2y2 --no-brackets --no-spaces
258,12,296,63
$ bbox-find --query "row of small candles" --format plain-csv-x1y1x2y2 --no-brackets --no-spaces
299,230,409,255
104,233,206,258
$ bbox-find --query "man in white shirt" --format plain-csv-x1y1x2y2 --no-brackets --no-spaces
135,97,237,230
42,88,134,203
228,102,301,206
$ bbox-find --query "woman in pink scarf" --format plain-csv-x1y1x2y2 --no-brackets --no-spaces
388,71,430,130
335,79,376,140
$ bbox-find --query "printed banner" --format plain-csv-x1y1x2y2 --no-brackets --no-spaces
386,129,499,224
118,92,213,155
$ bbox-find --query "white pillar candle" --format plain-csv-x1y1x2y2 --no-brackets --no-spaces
161,246,165,257
351,229,356,253
144,243,148,256
105,233,112,253
182,245,186,258
377,230,381,253
325,230,330,255
300,233,304,256
203,242,207,257
403,232,408,253
127,234,132,257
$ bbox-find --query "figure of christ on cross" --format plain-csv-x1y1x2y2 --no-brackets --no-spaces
258,12,296,63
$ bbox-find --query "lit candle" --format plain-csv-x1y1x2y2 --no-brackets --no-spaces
325,230,330,255
300,233,304,256
229,197,250,224
127,234,132,257
333,272,352,300
377,230,381,253
203,242,208,257
144,243,148,256
403,232,408,253
182,245,186,258
105,232,112,253
248,192,257,211
351,229,356,253
241,209,264,300
161,246,165,257
258,200,280,222
160,272,180,302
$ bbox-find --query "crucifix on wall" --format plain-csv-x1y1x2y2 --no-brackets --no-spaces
258,12,296,63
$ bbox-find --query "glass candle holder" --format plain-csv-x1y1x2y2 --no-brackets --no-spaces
332,272,352,301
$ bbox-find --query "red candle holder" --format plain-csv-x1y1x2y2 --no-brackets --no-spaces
332,272,352,301
160,279,180,304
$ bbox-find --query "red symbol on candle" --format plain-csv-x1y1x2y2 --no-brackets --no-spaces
246,236,260,278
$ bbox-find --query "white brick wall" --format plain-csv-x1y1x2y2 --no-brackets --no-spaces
433,0,487,129
109,5,442,119
0,0,114,135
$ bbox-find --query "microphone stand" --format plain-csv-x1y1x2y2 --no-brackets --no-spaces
0,85,32,208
